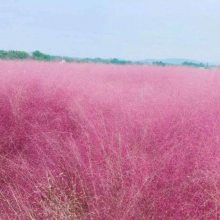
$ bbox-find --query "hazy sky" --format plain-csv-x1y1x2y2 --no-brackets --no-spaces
0,0,220,63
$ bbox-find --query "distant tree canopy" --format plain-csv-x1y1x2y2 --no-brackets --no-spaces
32,50,54,61
182,61,209,68
70,57,132,64
153,61,166,66
0,49,134,64
0,50,30,59
109,58,132,64
0,49,213,68
32,51,74,62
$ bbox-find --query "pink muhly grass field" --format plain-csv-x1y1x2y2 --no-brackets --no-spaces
1,60,220,219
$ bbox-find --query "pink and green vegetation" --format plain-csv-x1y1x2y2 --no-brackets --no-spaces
1,60,220,219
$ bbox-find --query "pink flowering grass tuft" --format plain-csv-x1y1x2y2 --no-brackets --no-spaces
1,60,220,219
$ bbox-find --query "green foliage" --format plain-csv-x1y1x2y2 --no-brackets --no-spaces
32,50,53,61
62,57,74,62
0,50,8,58
0,50,30,59
110,58,132,64
153,61,166,66
70,57,132,64
0,49,213,68
182,61,209,68
32,51,76,62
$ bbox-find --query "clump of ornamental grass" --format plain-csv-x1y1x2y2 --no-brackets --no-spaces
0,60,220,219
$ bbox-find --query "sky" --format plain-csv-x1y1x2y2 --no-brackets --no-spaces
0,0,220,63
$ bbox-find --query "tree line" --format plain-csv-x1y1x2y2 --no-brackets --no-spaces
0,50,213,67
0,50,133,64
